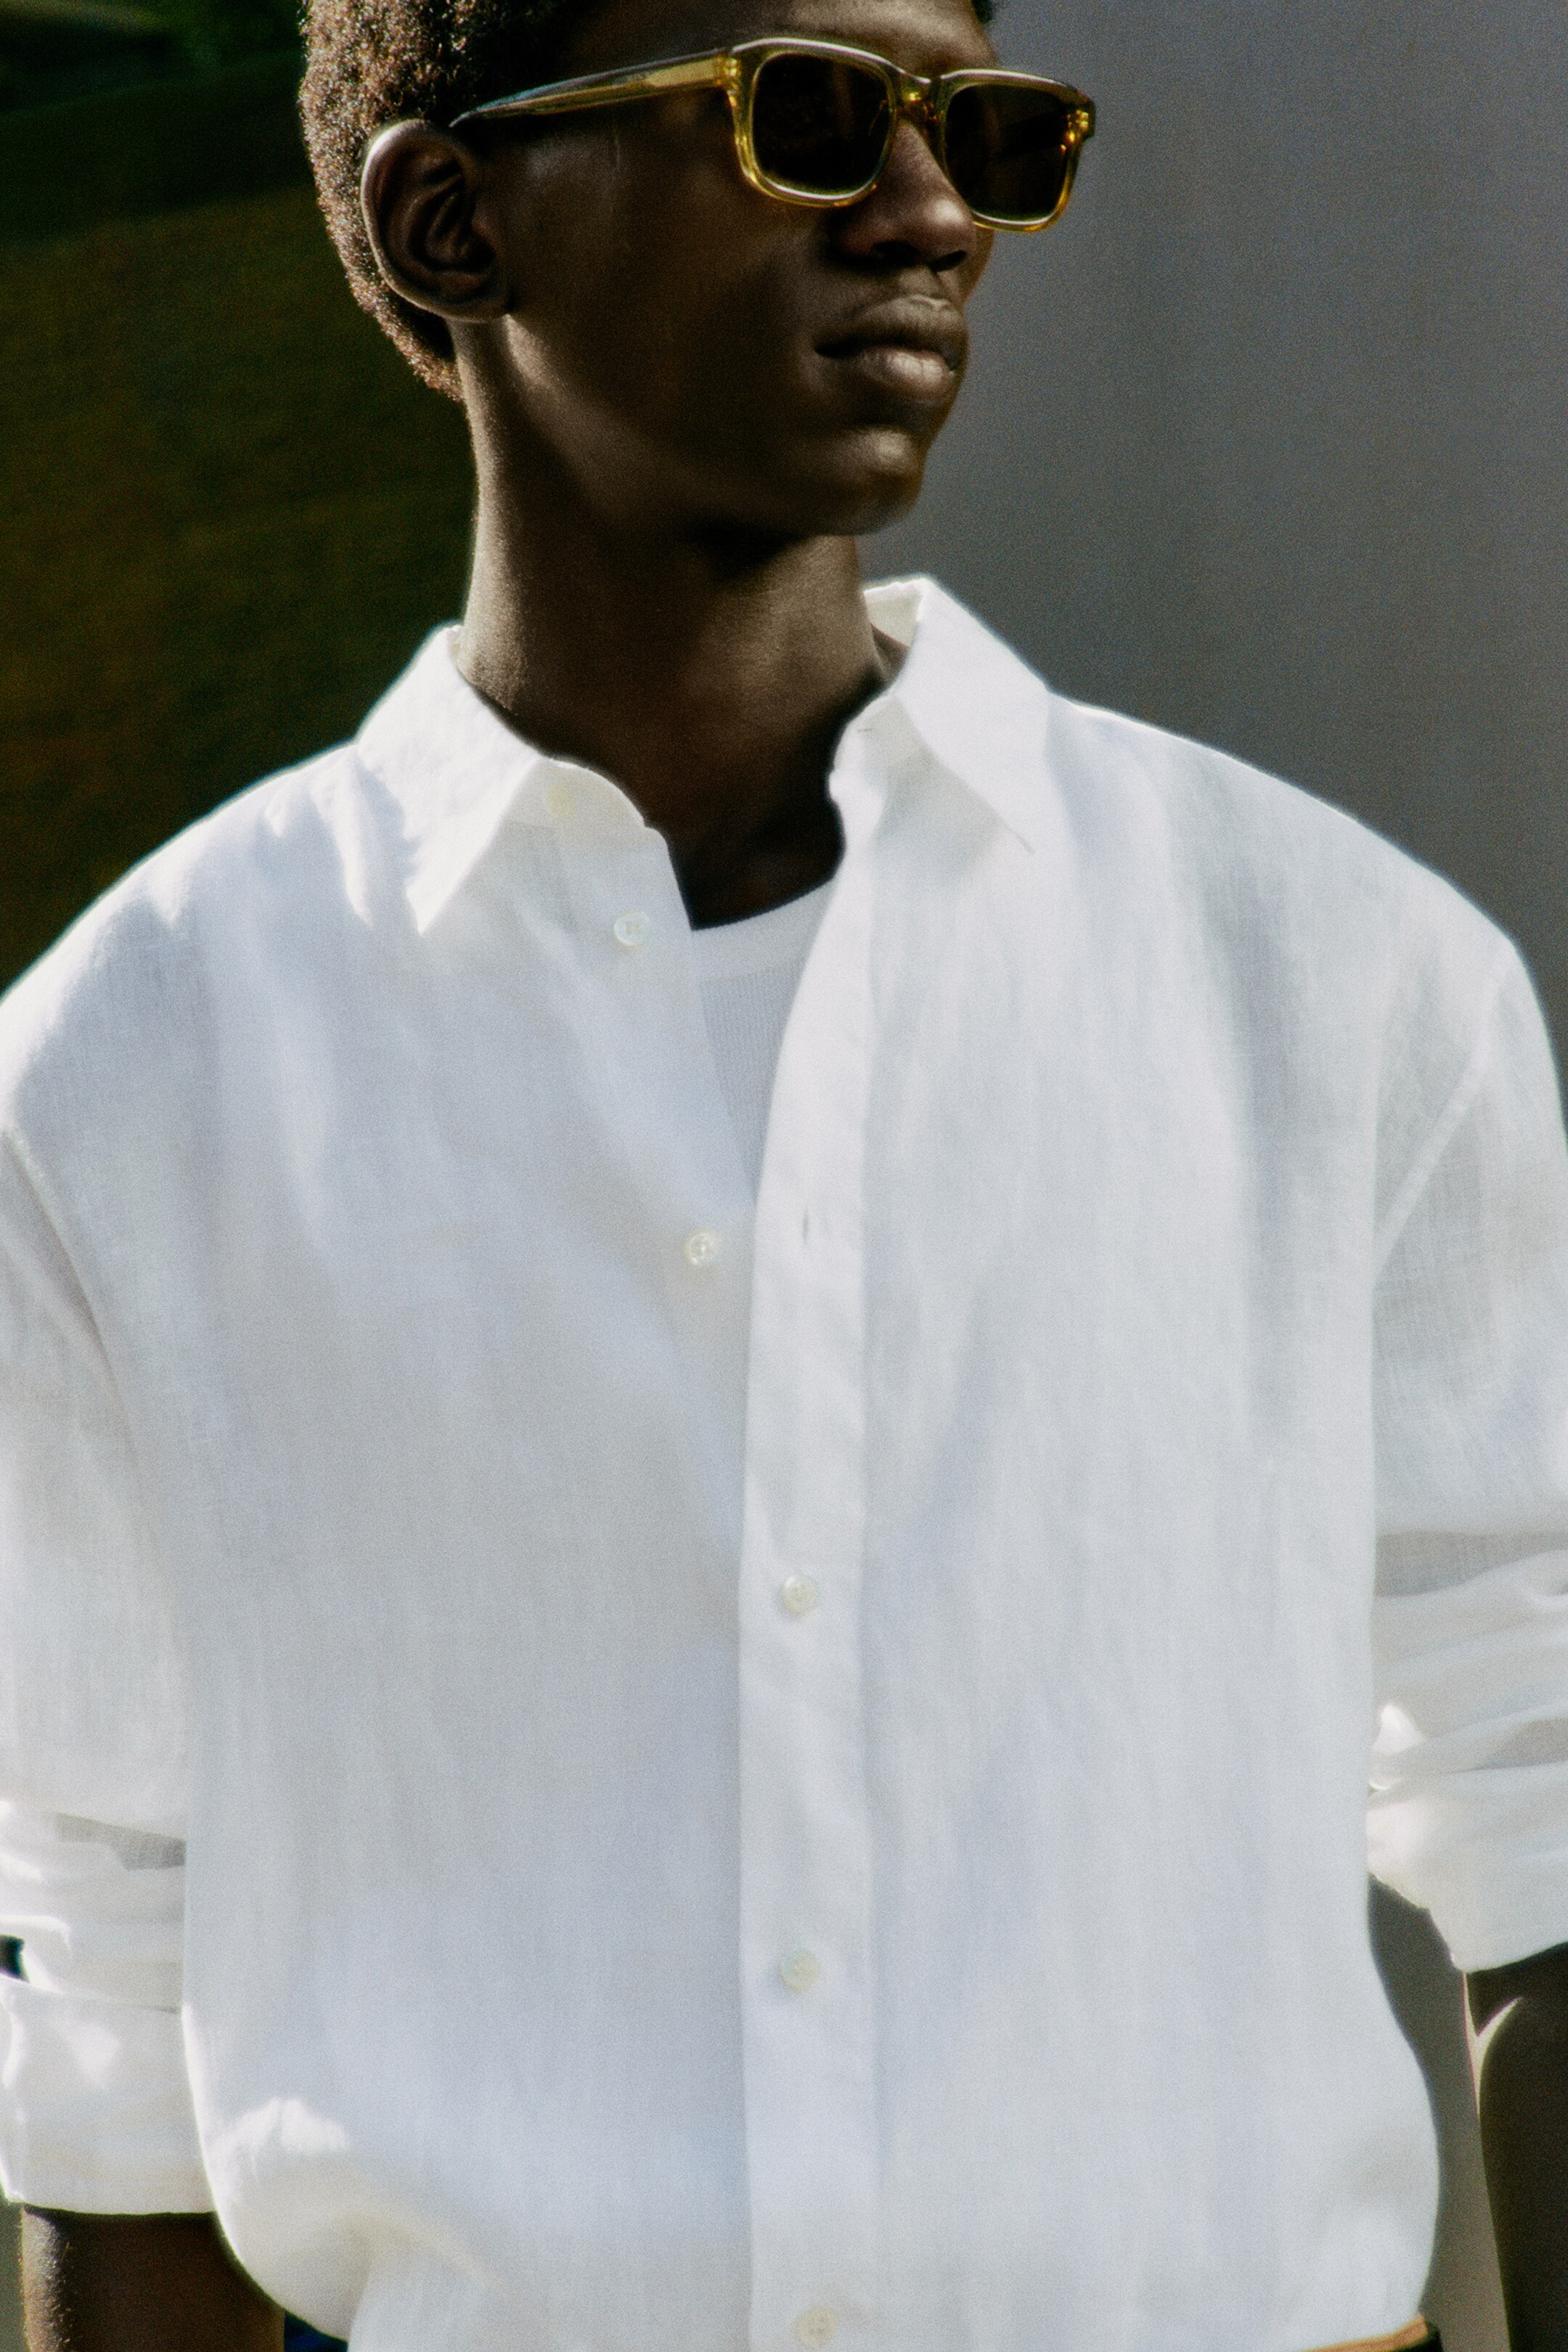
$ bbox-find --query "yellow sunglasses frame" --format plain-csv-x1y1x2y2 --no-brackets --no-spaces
450,36,1095,231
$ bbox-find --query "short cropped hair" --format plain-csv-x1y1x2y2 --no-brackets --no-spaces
301,0,997,405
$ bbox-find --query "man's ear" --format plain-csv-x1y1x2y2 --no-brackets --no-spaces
359,122,513,322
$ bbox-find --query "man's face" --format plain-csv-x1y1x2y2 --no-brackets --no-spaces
473,0,998,541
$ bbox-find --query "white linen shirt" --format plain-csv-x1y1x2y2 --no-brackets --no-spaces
3,578,1568,2352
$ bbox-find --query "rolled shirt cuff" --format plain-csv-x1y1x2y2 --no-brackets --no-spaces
1370,1761,1568,1972
0,1974,211,2212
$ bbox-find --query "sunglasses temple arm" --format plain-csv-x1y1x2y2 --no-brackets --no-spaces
458,52,726,124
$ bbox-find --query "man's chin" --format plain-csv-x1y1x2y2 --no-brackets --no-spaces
679,427,935,547
822,475,930,543
780,429,936,539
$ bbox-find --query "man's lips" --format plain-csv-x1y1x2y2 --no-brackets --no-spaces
815,298,966,404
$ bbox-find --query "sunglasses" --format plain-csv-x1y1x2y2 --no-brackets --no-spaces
452,37,1095,232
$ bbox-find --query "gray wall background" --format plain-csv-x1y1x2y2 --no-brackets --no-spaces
870,5,1567,2350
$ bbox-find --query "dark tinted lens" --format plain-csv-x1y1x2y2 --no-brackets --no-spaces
749,51,892,193
942,81,1071,221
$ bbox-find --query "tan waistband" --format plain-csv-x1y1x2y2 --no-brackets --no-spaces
1308,2322,1432,2352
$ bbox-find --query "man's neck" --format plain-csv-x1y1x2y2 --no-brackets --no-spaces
455,483,889,928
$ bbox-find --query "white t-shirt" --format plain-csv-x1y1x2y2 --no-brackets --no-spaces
694,880,834,1193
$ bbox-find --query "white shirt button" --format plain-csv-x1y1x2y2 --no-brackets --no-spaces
544,778,573,822
683,1229,722,1269
780,1574,820,1617
613,911,652,950
795,2308,838,2348
779,1948,821,1993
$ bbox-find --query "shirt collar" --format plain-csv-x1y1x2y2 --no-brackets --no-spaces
355,628,650,934
356,577,1046,933
860,577,1046,852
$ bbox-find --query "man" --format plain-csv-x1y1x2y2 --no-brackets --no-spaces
3,0,1568,2343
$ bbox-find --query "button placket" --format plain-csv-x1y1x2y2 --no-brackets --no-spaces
737,754,884,2352
552,826,754,1490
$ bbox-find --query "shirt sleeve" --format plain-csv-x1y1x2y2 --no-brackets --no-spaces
1369,939,1568,1972
0,1135,209,2212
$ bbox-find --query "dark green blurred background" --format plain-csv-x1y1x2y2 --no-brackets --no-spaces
1,19,467,2335
0,0,474,990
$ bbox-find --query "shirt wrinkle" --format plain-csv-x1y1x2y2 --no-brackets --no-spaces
1373,935,1519,1279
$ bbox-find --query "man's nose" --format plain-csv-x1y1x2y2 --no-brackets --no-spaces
830,118,979,272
